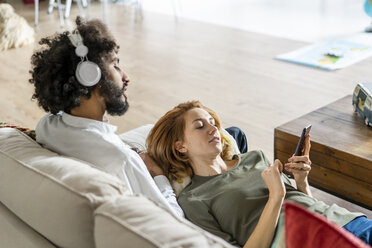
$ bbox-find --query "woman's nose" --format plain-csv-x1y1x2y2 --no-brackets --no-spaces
208,124,218,134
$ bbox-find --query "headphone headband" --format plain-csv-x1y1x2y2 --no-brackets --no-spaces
68,30,84,47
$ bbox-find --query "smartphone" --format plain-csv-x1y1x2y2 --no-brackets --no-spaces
294,124,312,156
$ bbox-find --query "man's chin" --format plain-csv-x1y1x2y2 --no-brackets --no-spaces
106,102,129,116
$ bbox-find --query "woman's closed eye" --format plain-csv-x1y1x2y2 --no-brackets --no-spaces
195,119,216,129
195,121,204,129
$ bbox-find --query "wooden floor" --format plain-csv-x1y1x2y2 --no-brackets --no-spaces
1,0,371,217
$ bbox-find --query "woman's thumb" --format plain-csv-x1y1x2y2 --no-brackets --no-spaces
273,159,283,173
304,135,311,156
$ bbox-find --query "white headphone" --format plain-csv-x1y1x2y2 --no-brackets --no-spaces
68,30,101,87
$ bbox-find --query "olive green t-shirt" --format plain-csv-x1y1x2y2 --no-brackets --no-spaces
178,150,363,247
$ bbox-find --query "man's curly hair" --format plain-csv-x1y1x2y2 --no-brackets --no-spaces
29,17,119,114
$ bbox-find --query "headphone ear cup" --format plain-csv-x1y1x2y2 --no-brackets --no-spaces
76,61,101,87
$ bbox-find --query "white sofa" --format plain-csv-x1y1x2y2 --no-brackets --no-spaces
0,127,234,248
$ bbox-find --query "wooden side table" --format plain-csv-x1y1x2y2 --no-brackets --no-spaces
274,95,372,209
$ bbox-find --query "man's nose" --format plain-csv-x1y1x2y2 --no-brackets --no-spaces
122,72,130,84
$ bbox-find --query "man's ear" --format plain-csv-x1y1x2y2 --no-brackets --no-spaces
175,141,187,153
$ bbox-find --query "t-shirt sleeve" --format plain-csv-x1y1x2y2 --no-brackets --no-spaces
180,198,238,246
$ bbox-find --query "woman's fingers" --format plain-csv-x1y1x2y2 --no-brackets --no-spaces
284,162,311,171
261,162,286,198
139,153,165,177
273,159,283,173
285,162,311,170
288,155,311,164
267,160,283,173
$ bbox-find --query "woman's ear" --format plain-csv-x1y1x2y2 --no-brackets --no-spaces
175,141,187,153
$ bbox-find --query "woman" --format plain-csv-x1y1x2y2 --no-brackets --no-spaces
146,101,371,247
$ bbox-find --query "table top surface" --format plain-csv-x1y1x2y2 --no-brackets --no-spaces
276,95,372,162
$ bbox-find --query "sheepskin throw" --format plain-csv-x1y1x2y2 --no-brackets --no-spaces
0,3,34,51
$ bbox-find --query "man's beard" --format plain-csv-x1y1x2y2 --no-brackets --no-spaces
99,79,129,116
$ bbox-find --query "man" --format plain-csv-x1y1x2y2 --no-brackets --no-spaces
30,17,184,217
30,17,248,218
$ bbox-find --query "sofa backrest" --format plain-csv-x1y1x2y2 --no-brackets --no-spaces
0,127,233,248
0,128,128,248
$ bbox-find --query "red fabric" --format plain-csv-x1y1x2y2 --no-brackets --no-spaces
284,202,370,248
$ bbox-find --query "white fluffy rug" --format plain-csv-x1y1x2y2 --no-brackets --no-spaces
0,3,34,51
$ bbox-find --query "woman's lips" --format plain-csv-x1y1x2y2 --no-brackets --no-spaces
209,137,220,143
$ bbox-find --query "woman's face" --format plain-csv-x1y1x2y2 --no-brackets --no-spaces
177,108,222,159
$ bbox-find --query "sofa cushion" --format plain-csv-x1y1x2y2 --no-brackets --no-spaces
284,202,369,248
0,128,128,248
94,195,233,248
119,124,154,151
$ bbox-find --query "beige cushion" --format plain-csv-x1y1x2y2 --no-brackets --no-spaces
0,128,128,248
119,124,154,151
0,201,56,248
94,195,233,248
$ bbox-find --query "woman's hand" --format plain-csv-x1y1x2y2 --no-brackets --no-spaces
261,159,286,200
139,152,165,178
244,159,286,248
285,135,312,196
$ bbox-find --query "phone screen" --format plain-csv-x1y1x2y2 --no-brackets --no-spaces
294,124,312,156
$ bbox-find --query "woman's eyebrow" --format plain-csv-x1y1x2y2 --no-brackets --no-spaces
192,118,203,123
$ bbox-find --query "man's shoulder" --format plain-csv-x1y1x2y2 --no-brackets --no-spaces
35,112,105,146
36,111,62,126
35,112,133,161
36,113,62,137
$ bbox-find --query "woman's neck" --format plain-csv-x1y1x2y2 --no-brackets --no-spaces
190,155,237,176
